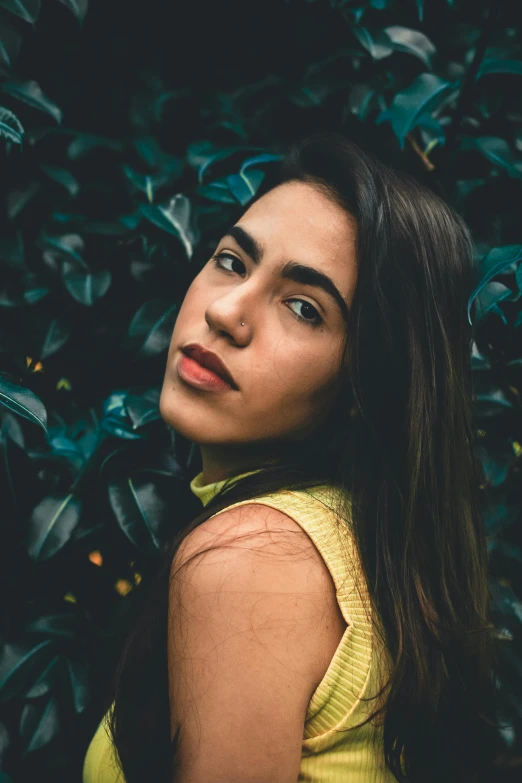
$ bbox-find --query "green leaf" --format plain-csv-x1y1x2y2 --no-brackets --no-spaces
388,73,453,148
6,180,41,218
55,0,88,22
134,136,184,176
484,504,518,533
0,230,25,269
475,245,522,286
455,178,487,200
384,25,436,68
239,153,281,175
41,233,85,266
0,412,36,515
226,170,265,205
20,696,60,755
0,0,41,23
0,285,24,308
198,146,242,182
352,26,393,60
469,245,522,322
48,432,82,454
101,418,142,441
0,372,47,432
1,80,62,124
27,494,82,561
417,113,446,148
0,106,24,144
22,272,50,305
196,178,237,204
40,318,71,359
141,195,199,259
102,441,181,480
123,166,155,198
66,133,121,159
462,136,522,179
416,0,424,21
108,474,168,553
40,165,79,196
25,613,77,638
124,162,183,197
124,390,161,430
128,299,179,357
101,392,144,440
471,341,491,370
186,139,214,169
62,262,112,306
52,216,128,236
488,539,522,564
0,23,21,69
64,657,88,713
348,83,377,120
516,262,522,294
119,211,142,230
502,646,522,685
477,59,522,79
25,657,61,698
0,640,53,701
471,281,515,328
47,434,83,470
196,169,265,205
490,303,509,326
478,444,515,487
1,408,25,447
196,145,260,183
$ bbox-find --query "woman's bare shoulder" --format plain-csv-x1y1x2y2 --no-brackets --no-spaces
170,501,347,686
174,501,321,566
166,502,346,781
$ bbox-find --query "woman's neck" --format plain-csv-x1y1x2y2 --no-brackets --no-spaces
199,443,281,484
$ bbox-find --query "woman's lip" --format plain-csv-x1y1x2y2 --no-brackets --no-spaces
182,343,238,389
177,354,236,392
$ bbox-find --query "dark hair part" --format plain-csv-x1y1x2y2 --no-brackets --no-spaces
106,132,503,782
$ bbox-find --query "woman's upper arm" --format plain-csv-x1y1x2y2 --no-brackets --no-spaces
167,502,337,783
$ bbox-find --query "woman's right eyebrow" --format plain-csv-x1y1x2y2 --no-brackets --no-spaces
220,224,350,321
222,225,263,263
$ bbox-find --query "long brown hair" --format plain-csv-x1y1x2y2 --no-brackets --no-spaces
106,132,502,782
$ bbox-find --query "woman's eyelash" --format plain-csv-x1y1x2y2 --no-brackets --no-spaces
210,252,323,328
287,299,322,327
211,252,245,276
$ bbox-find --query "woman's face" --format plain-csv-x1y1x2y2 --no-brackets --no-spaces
160,180,357,452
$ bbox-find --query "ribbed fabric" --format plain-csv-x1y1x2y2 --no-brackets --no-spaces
83,471,396,783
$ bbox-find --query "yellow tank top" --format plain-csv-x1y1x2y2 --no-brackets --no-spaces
83,471,396,783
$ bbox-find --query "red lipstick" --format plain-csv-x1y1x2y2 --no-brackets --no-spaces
177,343,238,392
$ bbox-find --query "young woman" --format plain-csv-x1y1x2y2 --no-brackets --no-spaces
83,132,501,783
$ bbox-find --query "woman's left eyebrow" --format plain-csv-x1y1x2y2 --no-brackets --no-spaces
280,261,350,321
222,224,350,321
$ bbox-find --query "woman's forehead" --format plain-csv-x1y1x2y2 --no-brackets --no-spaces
234,182,357,300
245,180,355,232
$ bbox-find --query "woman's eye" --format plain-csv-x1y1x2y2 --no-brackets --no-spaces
287,299,322,327
212,252,245,276
211,253,321,328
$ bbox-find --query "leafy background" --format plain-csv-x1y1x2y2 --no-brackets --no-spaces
0,0,522,780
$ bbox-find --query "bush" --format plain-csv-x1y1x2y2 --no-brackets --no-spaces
0,1,521,780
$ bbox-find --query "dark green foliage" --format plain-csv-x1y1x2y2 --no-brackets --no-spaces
0,0,521,780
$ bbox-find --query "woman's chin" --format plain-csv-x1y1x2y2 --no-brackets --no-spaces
159,409,204,444
158,402,232,446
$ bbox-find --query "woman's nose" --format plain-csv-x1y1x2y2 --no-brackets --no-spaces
204,288,253,344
